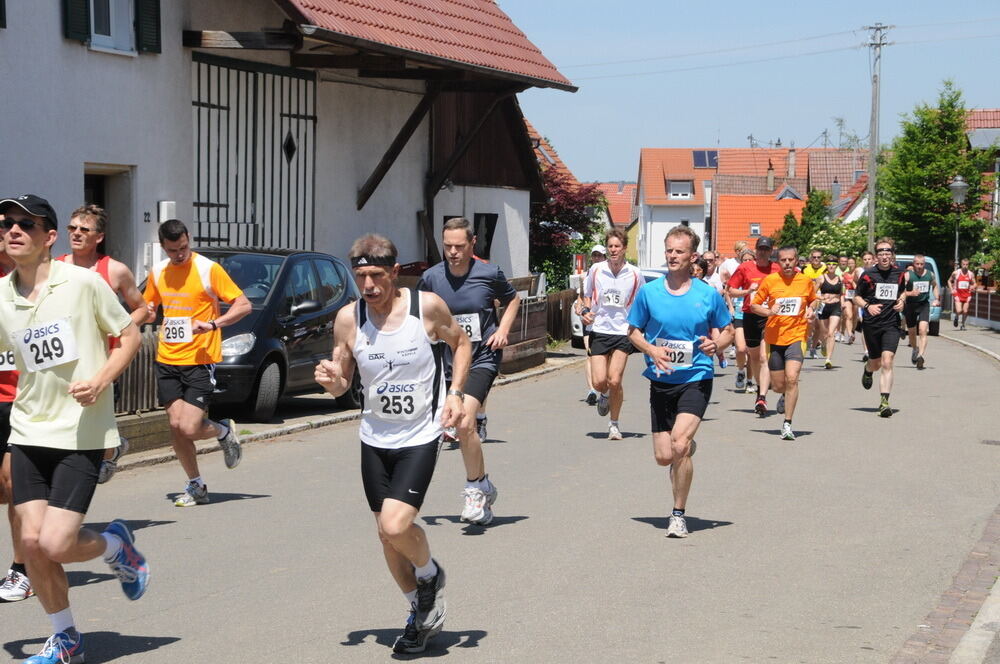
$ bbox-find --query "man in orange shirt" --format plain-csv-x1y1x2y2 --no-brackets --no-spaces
751,246,817,441
143,220,251,507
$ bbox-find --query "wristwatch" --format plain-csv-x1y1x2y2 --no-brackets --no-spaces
210,320,218,330
447,389,464,401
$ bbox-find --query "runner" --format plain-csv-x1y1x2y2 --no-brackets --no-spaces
142,219,250,507
726,236,780,413
855,251,875,360
58,205,149,484
0,194,148,663
750,246,818,440
841,256,857,345
417,217,519,526
0,219,32,603
854,237,910,417
719,241,748,285
315,233,465,654
904,253,940,369
948,258,974,330
575,244,606,405
802,249,826,358
816,260,843,370
627,225,732,538
581,229,643,440
729,250,756,392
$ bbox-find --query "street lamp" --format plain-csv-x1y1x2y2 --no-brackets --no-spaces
949,175,969,272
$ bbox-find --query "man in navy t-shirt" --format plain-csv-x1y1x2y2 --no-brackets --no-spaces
628,225,733,539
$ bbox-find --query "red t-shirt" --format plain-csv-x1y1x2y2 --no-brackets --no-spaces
0,264,16,402
727,261,780,313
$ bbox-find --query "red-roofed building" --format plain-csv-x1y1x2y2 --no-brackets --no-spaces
596,182,637,228
715,194,807,253
966,109,1000,225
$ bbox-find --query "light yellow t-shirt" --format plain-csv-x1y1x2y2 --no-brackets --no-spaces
0,261,132,451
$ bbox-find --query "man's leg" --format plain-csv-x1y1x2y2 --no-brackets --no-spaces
166,399,222,480
879,351,895,394
782,360,804,420
653,414,701,511
377,500,430,594
607,349,630,422
917,320,929,358
456,395,485,482
590,352,610,395
757,343,771,396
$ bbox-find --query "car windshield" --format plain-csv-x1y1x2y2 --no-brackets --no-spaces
201,253,285,305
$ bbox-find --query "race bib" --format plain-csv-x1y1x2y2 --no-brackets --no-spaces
369,381,428,421
161,317,193,344
845,289,856,299
957,280,970,290
13,318,80,372
0,349,15,371
875,283,898,300
654,339,694,369
775,297,802,316
453,313,482,342
914,281,930,294
602,289,625,307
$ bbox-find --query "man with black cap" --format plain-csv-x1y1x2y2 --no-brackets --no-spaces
0,194,149,664
726,236,780,414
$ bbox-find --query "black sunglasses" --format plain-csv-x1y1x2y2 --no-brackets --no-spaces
1,218,44,232
66,224,96,234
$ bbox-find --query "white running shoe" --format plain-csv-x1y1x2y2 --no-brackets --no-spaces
665,514,689,538
596,393,610,417
780,421,796,441
460,486,493,525
98,436,130,485
475,416,488,442
744,380,756,394
608,422,623,440
0,568,33,601
735,372,746,391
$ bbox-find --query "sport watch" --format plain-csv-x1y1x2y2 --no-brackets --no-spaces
447,389,465,401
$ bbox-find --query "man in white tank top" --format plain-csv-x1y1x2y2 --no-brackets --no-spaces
315,234,471,655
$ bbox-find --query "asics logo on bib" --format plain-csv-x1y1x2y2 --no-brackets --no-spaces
24,322,63,343
376,382,417,395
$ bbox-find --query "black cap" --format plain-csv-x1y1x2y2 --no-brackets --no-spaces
0,194,58,229
755,236,774,250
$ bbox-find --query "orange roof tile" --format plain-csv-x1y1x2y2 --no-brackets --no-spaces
967,109,1000,129
525,118,578,185
638,148,716,206
717,148,811,180
596,182,637,227
715,194,806,255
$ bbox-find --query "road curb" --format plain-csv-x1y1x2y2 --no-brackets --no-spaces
116,354,587,473
939,333,1000,367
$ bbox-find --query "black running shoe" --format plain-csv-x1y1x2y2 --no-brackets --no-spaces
861,369,873,390
878,398,893,418
916,355,925,370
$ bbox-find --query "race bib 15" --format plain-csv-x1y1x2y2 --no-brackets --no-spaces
13,318,80,372
602,289,625,307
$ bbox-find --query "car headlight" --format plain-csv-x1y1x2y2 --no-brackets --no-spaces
222,332,256,357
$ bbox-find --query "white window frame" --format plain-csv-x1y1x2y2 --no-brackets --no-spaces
90,0,136,54
668,180,694,199
750,223,761,237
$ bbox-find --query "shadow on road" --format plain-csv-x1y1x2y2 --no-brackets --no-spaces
86,519,175,534
419,515,529,535
849,407,900,414
440,439,507,452
163,492,270,505
584,431,645,439
66,569,117,588
340,627,487,657
5,631,180,662
632,516,733,533
749,429,814,437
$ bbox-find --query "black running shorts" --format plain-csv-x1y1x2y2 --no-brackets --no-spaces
588,331,634,356
156,362,216,409
0,401,10,457
454,366,498,405
649,379,713,433
742,313,767,348
904,300,930,328
361,438,441,513
732,318,744,329
818,303,842,320
863,325,902,357
10,444,104,514
767,342,805,372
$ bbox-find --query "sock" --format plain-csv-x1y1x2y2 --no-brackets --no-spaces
588,388,597,395
414,558,438,581
102,532,123,563
466,475,490,492
784,419,792,425
672,508,685,517
10,562,25,575
189,476,206,489
476,413,486,422
610,420,619,427
214,420,230,440
48,607,75,635
404,589,417,608
880,392,889,400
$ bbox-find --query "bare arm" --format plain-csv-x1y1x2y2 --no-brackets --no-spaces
424,292,470,428
110,260,153,326
486,293,521,350
314,305,357,398
193,294,252,334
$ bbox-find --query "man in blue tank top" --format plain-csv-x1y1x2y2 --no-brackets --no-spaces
315,234,471,655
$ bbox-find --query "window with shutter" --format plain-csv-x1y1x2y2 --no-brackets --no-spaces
135,0,160,53
63,0,91,42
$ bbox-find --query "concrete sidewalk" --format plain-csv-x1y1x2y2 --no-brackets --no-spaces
938,323,1000,365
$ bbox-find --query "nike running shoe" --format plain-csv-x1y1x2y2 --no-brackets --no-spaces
754,396,767,416
97,436,130,485
24,631,84,664
460,486,494,525
916,355,925,370
415,561,447,633
776,395,785,414
608,422,623,440
861,368,873,391
665,514,689,538
585,391,597,406
217,419,242,469
735,371,746,391
0,568,33,601
596,393,610,417
780,422,795,441
174,481,209,507
103,520,149,601
393,608,434,654
475,416,488,442
878,398,893,418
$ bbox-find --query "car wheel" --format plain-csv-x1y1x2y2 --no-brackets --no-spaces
571,335,585,349
929,320,940,337
247,361,282,422
335,365,363,410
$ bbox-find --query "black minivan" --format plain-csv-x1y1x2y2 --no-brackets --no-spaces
196,248,362,421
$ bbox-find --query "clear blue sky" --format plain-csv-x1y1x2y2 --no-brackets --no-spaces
499,0,1000,182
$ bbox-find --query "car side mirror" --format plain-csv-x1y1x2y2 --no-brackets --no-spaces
290,299,322,317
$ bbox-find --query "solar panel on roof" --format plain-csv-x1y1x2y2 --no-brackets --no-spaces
707,151,718,168
693,151,707,168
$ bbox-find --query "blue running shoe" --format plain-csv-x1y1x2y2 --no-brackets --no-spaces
24,631,84,664
104,520,149,601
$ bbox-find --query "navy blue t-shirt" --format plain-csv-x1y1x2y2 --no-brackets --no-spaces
417,259,517,370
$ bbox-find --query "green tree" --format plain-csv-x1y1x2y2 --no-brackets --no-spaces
877,81,995,268
809,219,867,258
772,189,832,252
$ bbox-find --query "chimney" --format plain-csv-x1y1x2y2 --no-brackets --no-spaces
767,159,775,192
832,177,841,202
618,180,624,193
787,148,796,178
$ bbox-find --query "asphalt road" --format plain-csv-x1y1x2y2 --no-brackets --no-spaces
2,337,999,663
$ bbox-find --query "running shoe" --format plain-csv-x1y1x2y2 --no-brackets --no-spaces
825,359,833,370
596,393,610,417
608,422,623,440
916,355,925,370
735,371,746,391
415,561,447,633
97,436,130,485
393,608,433,654
807,347,816,360
726,346,736,359
103,520,149,601
0,568,33,601
861,368,873,390
961,324,966,331
953,315,959,328
460,485,494,525
745,379,756,395
24,631,84,664
911,348,919,365
780,422,795,441
665,514,689,538
688,440,698,458
718,357,728,369
585,391,597,406
847,334,856,345
442,427,459,444
878,398,893,418
754,396,767,416
862,353,869,362
217,419,242,469
475,416,488,442
776,395,785,414
835,332,843,343
174,481,209,507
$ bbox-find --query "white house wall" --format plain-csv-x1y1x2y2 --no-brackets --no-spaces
639,204,705,266
433,186,531,277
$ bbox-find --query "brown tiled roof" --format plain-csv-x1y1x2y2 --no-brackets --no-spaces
807,149,869,194
596,182,637,227
717,148,810,180
713,174,807,197
834,173,868,219
525,118,578,185
638,148,716,206
715,194,806,254
283,0,575,90
967,109,1000,129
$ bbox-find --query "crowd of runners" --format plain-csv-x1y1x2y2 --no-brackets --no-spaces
0,190,986,660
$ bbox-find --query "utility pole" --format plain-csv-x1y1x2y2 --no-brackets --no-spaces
864,23,891,251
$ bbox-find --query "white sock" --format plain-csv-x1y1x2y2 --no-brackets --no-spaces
214,420,229,440
610,420,619,427
404,589,417,608
413,558,438,581
476,413,486,421
102,532,123,563
188,476,206,488
471,475,491,492
48,607,75,635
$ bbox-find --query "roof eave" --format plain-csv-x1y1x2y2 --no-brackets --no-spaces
297,24,578,93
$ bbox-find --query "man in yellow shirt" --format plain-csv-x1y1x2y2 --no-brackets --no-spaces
143,220,250,507
751,246,817,441
801,248,826,358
